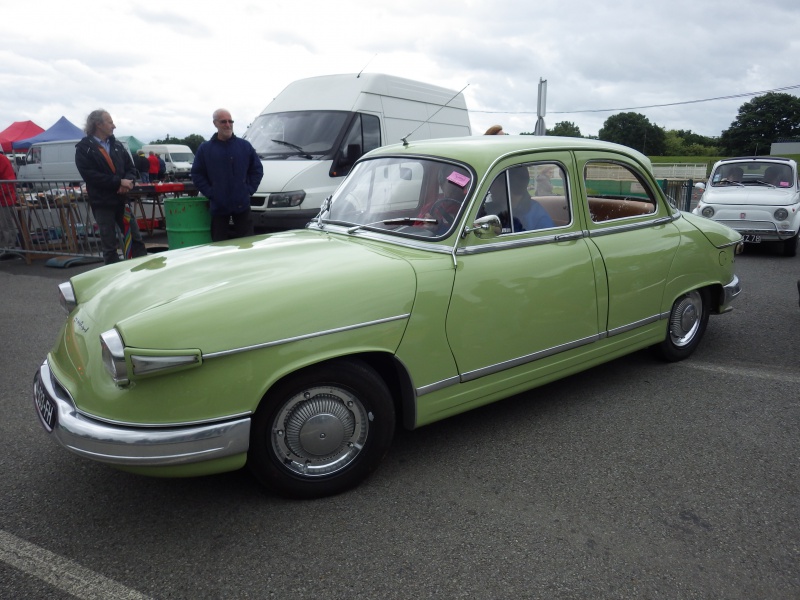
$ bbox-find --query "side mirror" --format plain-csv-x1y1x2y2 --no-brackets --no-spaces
694,182,706,190
465,214,502,239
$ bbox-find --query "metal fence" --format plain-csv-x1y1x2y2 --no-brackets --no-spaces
0,179,176,263
658,178,698,212
652,163,708,179
0,180,106,263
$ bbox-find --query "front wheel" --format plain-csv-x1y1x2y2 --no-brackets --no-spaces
654,289,710,362
248,359,395,499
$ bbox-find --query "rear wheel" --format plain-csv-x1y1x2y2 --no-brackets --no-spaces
248,359,395,499
654,289,710,362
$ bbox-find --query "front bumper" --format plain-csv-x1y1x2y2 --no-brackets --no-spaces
250,207,319,231
33,360,250,467
719,274,742,314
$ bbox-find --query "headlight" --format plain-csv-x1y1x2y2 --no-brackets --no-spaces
774,208,789,221
100,329,129,385
267,190,305,208
58,282,77,314
701,206,715,218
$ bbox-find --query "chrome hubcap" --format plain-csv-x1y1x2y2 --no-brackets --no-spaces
272,386,368,477
669,291,702,347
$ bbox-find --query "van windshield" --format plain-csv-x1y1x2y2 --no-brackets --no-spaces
170,152,194,163
244,111,350,159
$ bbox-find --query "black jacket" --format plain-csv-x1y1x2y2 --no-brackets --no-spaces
75,135,137,207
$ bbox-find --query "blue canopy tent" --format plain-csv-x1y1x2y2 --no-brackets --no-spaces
12,116,84,150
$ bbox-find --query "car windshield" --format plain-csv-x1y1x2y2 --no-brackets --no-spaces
170,152,194,163
320,156,473,238
710,161,795,188
243,110,350,159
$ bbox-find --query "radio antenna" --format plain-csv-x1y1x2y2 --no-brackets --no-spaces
357,54,378,78
401,83,469,147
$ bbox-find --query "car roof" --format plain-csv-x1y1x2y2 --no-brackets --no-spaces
365,135,654,173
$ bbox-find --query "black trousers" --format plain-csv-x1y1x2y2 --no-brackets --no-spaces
210,209,254,242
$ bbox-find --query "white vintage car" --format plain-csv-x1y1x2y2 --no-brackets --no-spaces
693,156,800,256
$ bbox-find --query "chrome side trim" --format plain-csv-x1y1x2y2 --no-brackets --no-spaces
606,313,668,338
203,313,411,359
588,217,674,238
457,233,562,255
34,361,250,466
414,311,671,397
416,375,461,396
459,333,602,384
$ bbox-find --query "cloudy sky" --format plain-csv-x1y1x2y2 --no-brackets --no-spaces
2,0,798,145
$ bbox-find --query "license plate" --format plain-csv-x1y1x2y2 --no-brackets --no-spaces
743,234,761,243
33,376,57,432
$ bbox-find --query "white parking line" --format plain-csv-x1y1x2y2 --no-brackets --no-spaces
0,529,152,600
679,361,800,384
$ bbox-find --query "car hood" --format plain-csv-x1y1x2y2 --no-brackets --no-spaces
681,212,742,247
68,230,417,354
701,186,799,207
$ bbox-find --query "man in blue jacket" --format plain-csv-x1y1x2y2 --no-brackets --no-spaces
191,109,263,241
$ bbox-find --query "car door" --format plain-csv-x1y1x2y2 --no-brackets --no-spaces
576,154,681,334
446,153,601,382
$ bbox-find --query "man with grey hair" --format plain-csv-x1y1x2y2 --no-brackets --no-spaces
191,108,263,241
75,109,146,264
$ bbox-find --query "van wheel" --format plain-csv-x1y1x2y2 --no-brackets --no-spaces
654,289,709,362
248,359,395,499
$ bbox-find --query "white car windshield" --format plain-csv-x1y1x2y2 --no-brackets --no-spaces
320,156,473,238
710,161,795,188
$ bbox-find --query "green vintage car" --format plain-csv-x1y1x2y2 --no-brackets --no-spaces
33,136,742,499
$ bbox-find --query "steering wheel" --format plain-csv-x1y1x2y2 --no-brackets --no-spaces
428,197,462,232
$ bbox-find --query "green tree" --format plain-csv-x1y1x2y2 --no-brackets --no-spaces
548,121,582,137
719,92,800,155
149,134,207,153
598,112,666,155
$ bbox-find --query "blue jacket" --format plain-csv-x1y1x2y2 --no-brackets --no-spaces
191,134,263,216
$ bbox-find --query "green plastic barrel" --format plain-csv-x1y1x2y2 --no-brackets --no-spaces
163,196,212,249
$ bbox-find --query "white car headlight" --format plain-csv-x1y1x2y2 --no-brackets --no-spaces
701,206,715,218
774,208,789,221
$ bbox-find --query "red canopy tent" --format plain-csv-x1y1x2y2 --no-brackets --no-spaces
0,120,45,153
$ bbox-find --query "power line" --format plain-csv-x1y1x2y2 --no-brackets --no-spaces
471,84,800,115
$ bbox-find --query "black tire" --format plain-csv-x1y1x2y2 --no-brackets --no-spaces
654,289,710,362
248,359,395,499
782,232,798,257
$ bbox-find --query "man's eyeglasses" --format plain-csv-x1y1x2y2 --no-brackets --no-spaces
216,119,234,124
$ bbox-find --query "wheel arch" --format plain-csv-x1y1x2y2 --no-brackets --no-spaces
255,350,415,431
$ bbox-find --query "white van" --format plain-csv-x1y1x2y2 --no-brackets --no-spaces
17,140,82,183
140,144,194,180
243,73,472,230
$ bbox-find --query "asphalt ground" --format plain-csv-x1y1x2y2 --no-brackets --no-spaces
1,240,798,599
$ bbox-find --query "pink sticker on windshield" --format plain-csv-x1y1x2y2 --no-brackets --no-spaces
779,181,789,187
447,172,470,188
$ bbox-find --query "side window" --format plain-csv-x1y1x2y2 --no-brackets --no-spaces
478,163,569,234
27,147,41,165
584,162,657,223
332,114,382,177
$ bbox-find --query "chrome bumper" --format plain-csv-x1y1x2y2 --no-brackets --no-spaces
719,274,741,314
33,360,250,466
